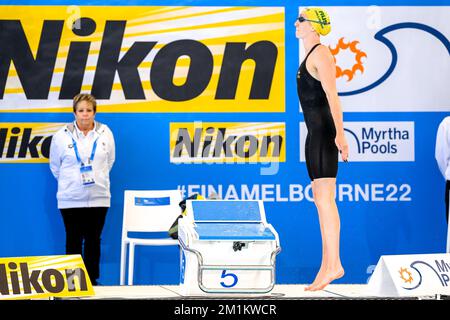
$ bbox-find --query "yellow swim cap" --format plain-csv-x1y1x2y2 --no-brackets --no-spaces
303,7,331,36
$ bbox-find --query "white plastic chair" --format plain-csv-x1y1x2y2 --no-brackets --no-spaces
120,189,183,285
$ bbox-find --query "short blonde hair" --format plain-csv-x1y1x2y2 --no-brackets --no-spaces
73,93,97,113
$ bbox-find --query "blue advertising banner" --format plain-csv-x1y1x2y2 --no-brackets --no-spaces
0,0,448,286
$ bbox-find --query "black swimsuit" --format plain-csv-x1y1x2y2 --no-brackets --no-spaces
297,43,338,181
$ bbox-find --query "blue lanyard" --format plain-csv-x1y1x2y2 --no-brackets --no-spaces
72,137,98,165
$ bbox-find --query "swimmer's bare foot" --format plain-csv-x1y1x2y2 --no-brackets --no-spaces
305,267,344,291
305,267,325,291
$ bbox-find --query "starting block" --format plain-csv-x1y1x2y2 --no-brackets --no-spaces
178,200,281,295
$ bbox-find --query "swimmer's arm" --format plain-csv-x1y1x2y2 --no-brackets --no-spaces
315,46,349,160
315,46,344,136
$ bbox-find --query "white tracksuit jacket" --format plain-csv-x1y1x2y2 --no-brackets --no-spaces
436,116,450,181
49,121,115,209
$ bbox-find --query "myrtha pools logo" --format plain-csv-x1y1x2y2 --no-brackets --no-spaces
399,260,450,290
300,121,414,162
301,6,450,112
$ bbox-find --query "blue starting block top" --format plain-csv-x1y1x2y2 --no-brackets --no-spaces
189,201,276,240
191,200,262,222
194,222,276,241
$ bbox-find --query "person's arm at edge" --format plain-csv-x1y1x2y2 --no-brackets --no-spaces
107,126,115,172
435,119,449,179
49,131,61,179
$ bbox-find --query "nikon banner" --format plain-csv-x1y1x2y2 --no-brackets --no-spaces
170,122,285,163
0,123,62,162
0,255,94,300
0,6,285,113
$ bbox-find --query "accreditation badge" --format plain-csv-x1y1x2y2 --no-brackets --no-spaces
80,164,95,186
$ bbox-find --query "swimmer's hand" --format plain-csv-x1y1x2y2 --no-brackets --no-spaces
335,133,349,162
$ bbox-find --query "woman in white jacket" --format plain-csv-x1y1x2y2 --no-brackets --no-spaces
50,93,115,285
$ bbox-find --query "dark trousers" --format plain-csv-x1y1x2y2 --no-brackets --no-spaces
60,207,108,285
446,181,449,223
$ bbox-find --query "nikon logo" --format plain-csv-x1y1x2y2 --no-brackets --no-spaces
0,263,87,296
0,18,276,101
0,123,61,163
170,122,285,163
0,255,94,299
